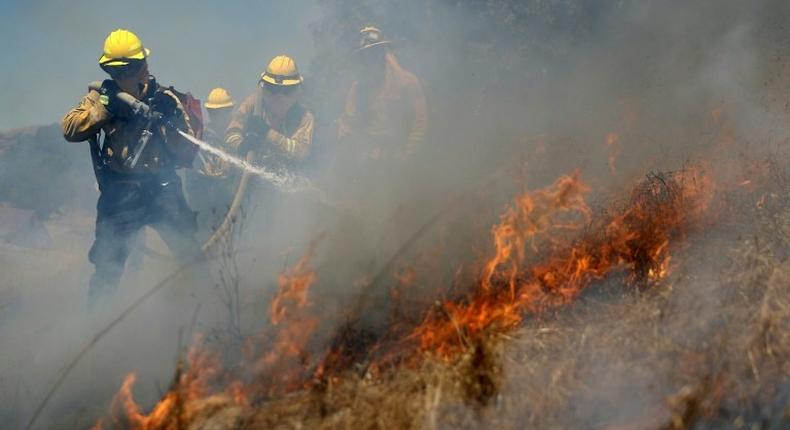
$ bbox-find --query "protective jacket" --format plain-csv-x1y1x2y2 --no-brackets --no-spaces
62,76,196,175
225,90,314,162
337,52,427,156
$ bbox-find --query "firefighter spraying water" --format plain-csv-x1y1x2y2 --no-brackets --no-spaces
61,29,322,306
62,29,203,305
91,80,317,192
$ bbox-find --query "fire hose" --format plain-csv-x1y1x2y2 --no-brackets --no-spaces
200,152,254,253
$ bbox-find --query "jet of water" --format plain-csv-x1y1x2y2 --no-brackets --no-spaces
178,130,316,193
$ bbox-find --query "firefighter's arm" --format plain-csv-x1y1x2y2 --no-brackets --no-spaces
159,90,197,166
225,96,255,153
265,110,315,160
406,78,427,154
62,91,110,142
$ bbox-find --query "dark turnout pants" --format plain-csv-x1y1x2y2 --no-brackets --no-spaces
88,170,199,304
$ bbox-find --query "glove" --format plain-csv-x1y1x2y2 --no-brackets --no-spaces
240,115,271,155
98,80,131,119
151,92,179,119
245,115,270,138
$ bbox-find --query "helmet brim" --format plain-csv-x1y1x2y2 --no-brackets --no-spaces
260,74,303,86
354,41,390,54
204,101,234,109
98,47,150,66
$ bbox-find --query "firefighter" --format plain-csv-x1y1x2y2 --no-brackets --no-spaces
62,29,201,305
204,88,235,139
337,26,427,160
200,87,235,176
225,55,315,169
186,87,237,241
330,27,429,267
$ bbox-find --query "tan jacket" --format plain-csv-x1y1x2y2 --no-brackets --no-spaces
337,52,427,155
62,77,195,174
225,91,314,161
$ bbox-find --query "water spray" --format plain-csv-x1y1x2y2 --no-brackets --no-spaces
177,131,316,193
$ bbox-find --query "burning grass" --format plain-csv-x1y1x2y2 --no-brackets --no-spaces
93,159,789,429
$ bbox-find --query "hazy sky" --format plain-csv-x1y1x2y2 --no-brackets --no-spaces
0,0,321,129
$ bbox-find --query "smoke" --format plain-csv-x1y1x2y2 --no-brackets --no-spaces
0,1,320,129
0,0,789,428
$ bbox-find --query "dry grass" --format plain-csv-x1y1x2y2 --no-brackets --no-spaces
147,165,790,430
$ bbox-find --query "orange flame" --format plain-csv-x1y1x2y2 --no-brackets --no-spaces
101,163,719,427
411,168,714,358
270,252,318,326
105,336,223,429
480,173,591,298
111,373,179,429
251,233,325,395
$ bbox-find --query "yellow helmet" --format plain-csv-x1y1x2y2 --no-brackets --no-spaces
355,26,390,53
98,29,150,67
260,55,303,86
205,87,234,109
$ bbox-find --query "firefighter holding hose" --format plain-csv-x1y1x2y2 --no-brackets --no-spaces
208,55,316,250
225,55,315,170
62,29,202,306
199,87,235,177
185,87,238,242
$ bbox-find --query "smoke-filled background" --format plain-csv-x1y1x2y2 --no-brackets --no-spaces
0,0,788,429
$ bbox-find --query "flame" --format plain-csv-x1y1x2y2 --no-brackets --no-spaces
104,336,224,429
270,252,317,326
480,173,591,297
410,168,714,357
100,164,718,427
98,236,324,428
249,233,324,396
111,373,178,429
